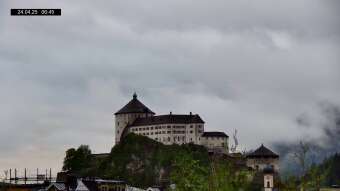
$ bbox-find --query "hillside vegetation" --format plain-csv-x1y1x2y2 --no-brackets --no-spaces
62,133,254,190
63,133,209,188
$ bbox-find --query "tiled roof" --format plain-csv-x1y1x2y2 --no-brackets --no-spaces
47,183,66,191
75,180,89,191
202,131,229,138
115,93,155,115
129,114,204,127
247,144,279,158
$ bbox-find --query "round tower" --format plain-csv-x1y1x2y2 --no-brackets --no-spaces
114,93,155,144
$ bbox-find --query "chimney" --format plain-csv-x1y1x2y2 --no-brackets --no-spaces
189,112,192,116
170,111,172,115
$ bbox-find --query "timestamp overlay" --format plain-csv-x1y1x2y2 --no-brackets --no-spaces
11,9,61,16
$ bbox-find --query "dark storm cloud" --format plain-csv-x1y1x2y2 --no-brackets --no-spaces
0,0,339,175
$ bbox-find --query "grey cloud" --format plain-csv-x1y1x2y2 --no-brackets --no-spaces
0,0,339,174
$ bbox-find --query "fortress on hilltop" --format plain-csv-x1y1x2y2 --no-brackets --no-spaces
114,93,229,154
113,92,280,179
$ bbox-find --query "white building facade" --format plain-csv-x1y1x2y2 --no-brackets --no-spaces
114,93,228,152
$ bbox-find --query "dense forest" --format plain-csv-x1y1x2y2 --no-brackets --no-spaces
314,153,340,186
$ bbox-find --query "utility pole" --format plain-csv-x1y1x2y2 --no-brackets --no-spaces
24,168,27,184
14,169,17,183
36,168,38,183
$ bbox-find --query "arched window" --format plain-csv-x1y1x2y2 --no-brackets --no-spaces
267,181,270,188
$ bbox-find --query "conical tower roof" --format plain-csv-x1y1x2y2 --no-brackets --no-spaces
247,144,279,158
115,93,155,115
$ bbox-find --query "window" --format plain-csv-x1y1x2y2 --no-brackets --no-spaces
151,132,153,135
167,131,171,134
267,181,270,188
190,138,193,141
117,130,119,134
168,137,170,141
167,126,171,129
190,130,193,133
151,127,153,130
190,125,193,128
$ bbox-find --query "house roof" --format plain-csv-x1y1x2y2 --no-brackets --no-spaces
47,183,66,191
129,114,204,127
247,144,279,158
202,131,229,138
115,93,155,115
82,179,126,191
76,180,89,191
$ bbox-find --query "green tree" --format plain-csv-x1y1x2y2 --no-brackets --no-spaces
208,161,252,191
62,145,92,172
170,152,209,191
170,154,253,191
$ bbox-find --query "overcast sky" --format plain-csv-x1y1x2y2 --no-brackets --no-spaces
0,0,339,177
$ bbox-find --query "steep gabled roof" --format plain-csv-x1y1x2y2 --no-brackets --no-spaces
202,131,229,138
247,144,279,158
47,183,66,191
115,93,155,115
75,180,89,191
129,114,204,127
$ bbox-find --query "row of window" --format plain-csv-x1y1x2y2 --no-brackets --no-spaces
131,125,202,131
152,136,197,142
132,130,201,135
99,186,125,191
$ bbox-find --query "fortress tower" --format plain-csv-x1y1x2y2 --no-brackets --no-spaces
114,93,155,144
